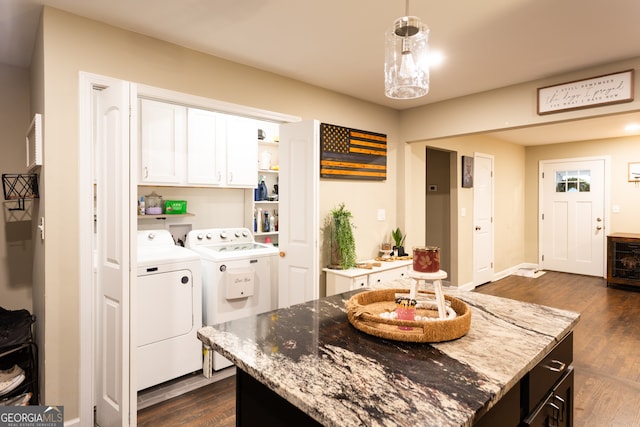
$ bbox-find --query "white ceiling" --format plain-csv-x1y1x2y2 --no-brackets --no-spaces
2,0,640,145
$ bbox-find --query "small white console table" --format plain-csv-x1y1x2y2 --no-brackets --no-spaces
323,259,413,296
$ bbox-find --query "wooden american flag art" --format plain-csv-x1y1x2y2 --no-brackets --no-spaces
320,123,387,180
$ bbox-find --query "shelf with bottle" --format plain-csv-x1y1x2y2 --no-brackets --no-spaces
137,213,194,219
258,168,279,175
255,231,279,236
253,207,278,235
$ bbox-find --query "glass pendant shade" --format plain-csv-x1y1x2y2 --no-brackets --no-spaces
384,16,430,99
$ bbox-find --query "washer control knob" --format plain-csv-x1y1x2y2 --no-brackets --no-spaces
148,232,156,240
242,231,249,237
220,231,228,239
235,231,241,238
206,233,213,240
196,233,204,240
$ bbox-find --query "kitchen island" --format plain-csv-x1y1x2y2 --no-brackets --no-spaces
198,282,580,426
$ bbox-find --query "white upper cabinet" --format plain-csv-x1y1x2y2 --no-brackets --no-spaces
187,108,225,185
139,98,258,188
139,98,186,185
225,114,258,187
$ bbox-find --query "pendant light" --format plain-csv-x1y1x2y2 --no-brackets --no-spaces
384,0,430,99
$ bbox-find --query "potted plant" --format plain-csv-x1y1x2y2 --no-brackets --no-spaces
391,227,407,257
329,203,357,269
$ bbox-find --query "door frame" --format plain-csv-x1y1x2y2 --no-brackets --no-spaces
79,72,138,425
538,155,610,277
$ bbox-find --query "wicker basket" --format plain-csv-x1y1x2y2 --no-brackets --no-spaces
346,288,471,343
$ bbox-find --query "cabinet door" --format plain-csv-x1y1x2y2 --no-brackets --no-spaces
139,98,186,184
187,108,225,185
225,115,258,187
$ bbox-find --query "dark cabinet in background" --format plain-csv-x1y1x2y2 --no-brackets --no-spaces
607,233,640,289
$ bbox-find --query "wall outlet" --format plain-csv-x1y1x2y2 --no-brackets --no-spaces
377,209,386,221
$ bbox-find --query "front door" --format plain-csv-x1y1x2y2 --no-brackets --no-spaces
277,120,319,307
541,158,606,276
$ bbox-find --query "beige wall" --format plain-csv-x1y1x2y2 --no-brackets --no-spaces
400,57,640,143
399,57,640,287
0,64,33,310
406,134,526,287
37,7,400,416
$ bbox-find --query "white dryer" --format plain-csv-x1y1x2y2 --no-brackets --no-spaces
136,230,202,391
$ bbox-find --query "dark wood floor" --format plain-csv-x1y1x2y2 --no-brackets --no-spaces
137,271,640,426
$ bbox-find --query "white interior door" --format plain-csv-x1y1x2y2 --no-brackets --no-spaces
95,81,132,427
278,120,319,307
473,153,494,286
541,158,605,276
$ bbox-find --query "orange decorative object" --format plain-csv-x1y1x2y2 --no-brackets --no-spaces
413,246,440,272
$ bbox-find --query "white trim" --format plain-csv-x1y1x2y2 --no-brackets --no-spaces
136,84,301,123
538,155,610,278
64,418,80,427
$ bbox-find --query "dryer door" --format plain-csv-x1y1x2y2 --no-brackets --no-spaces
137,269,194,346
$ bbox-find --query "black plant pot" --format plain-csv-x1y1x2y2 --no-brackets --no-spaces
393,246,407,257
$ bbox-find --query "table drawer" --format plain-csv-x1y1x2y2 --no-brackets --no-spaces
525,332,573,412
367,266,410,287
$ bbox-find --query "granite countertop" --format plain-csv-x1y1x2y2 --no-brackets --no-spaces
198,280,580,427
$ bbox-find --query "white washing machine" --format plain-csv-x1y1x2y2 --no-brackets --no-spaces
185,227,278,371
136,230,203,391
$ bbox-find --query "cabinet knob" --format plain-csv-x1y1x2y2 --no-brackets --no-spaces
475,226,481,231
279,251,286,258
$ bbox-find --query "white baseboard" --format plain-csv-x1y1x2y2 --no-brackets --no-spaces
459,263,542,291
64,418,80,427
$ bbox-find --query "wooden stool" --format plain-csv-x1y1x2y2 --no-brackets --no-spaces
408,270,448,319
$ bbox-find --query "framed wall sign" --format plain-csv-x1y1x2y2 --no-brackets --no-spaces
537,69,634,115
629,162,640,182
462,156,473,188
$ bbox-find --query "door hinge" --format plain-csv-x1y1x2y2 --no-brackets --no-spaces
542,213,544,220
542,171,545,179
542,254,545,262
